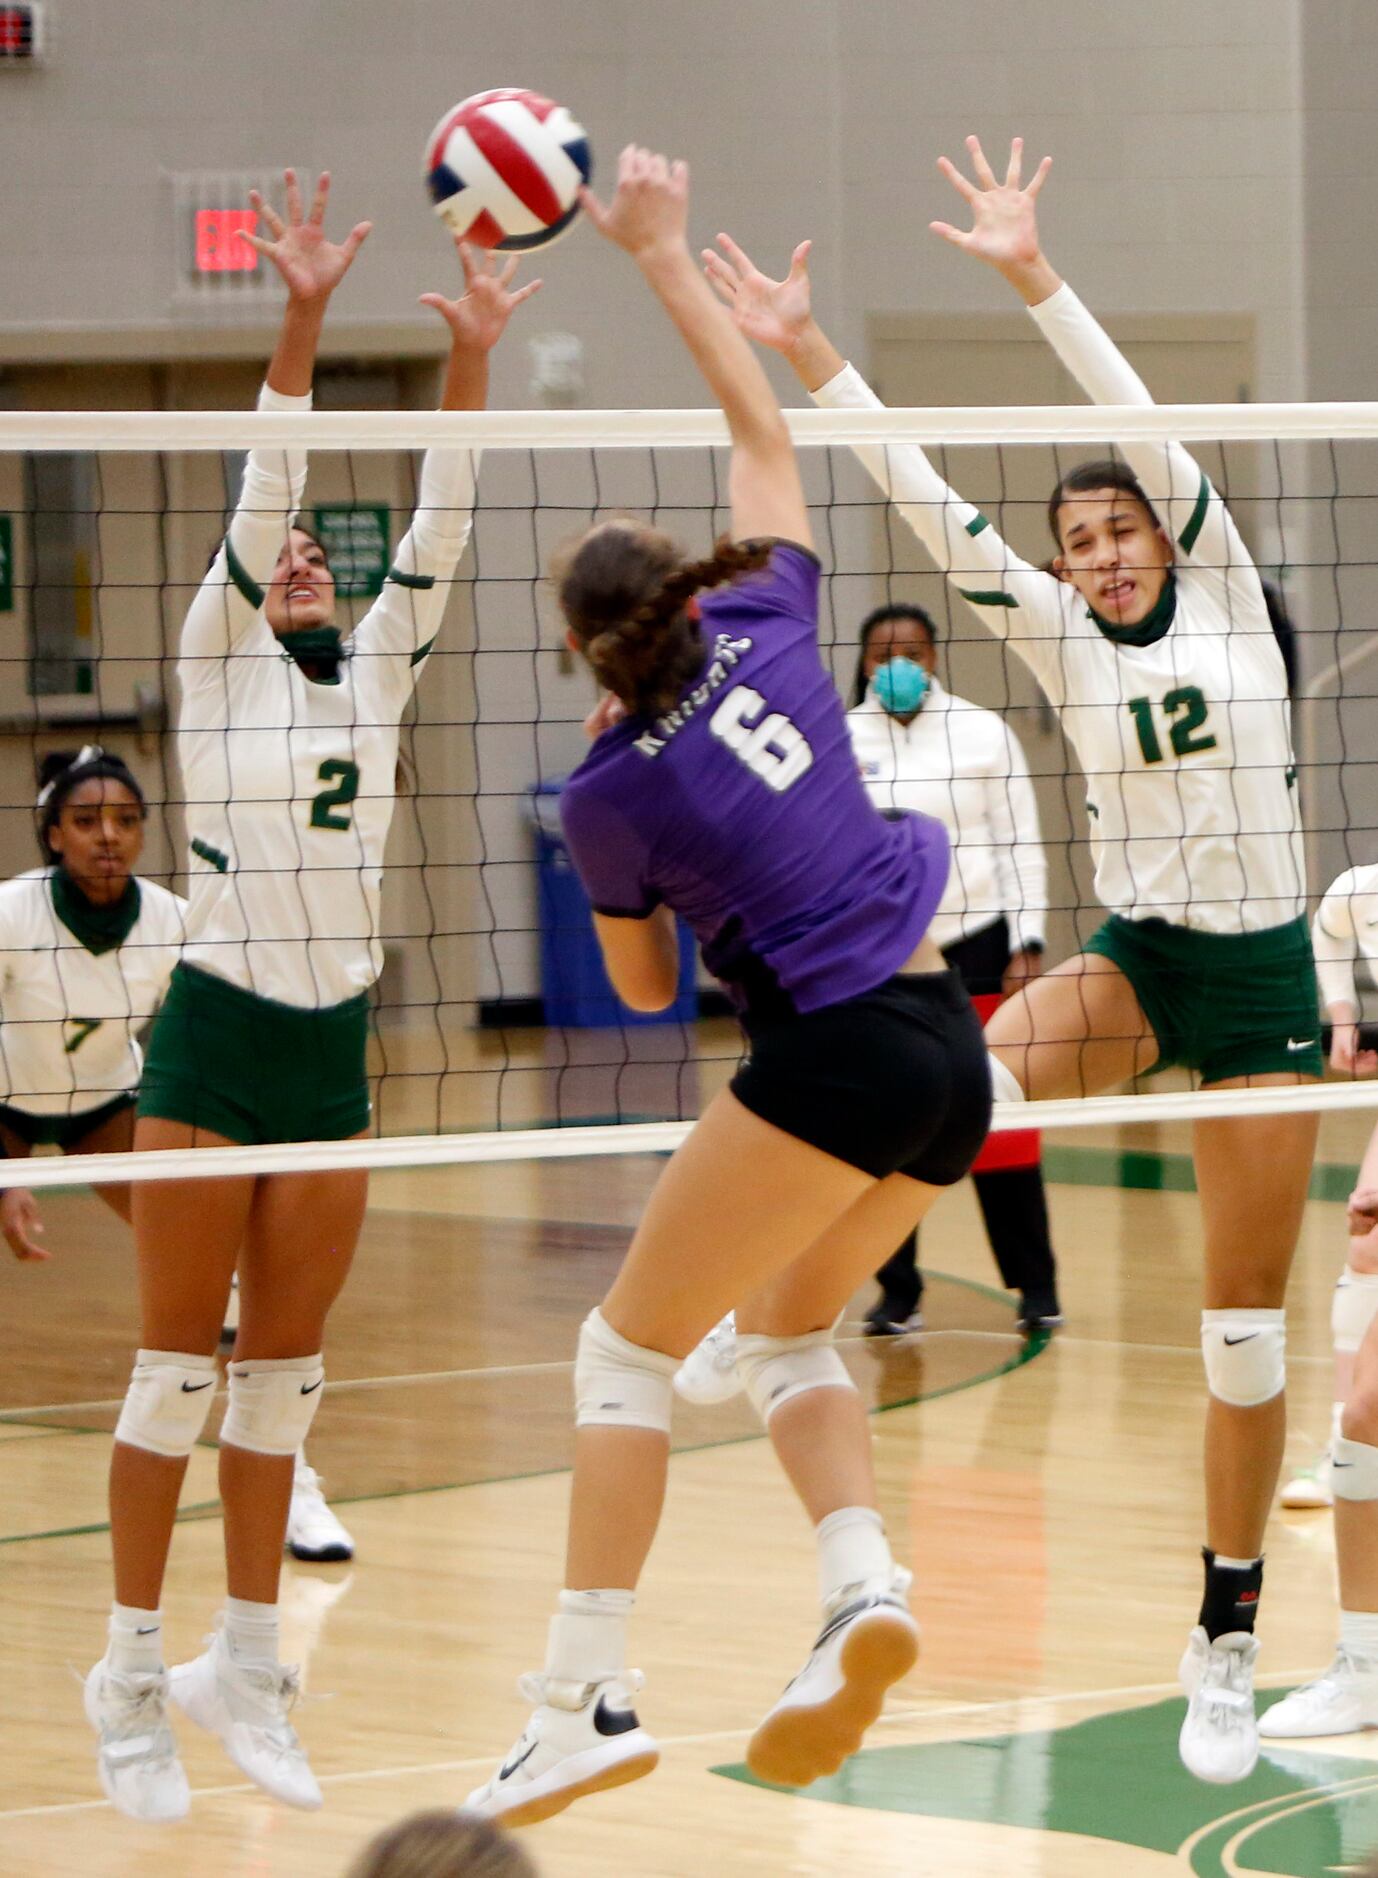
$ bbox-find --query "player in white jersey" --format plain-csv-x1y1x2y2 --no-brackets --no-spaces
4,746,353,1558
85,171,539,1824
0,748,184,1252
1277,867,1378,1511
703,137,1320,1785
1258,865,1378,1738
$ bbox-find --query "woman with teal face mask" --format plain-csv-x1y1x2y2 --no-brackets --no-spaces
848,603,1060,1338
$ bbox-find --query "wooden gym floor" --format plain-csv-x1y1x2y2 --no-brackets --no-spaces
3,1107,1378,1876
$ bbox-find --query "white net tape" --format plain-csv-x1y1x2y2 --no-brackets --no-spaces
2,400,1376,1185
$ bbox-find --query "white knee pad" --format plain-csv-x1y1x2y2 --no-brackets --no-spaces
219,1354,324,1457
735,1326,856,1425
1333,1435,1378,1501
1332,1267,1378,1355
574,1309,677,1434
113,1349,219,1458
1201,1309,1285,1408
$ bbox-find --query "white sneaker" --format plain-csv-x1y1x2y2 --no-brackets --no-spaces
1179,1627,1260,1783
747,1581,920,1788
1280,1449,1334,1510
287,1457,355,1562
466,1671,659,1827
1259,1648,1378,1738
674,1313,743,1406
83,1658,190,1823
169,1625,321,1809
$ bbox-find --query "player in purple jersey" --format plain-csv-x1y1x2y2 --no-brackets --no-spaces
467,145,991,1830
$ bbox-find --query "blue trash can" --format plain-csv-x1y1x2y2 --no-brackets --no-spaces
531,780,698,1028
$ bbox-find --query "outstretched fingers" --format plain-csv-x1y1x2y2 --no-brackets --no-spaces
1005,136,1024,188
702,250,740,304
248,188,285,243
1026,153,1053,197
308,170,331,226
965,134,999,188
713,231,760,280
283,167,304,226
936,154,978,205
340,219,372,262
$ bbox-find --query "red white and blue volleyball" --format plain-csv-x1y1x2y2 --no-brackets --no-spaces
425,89,593,252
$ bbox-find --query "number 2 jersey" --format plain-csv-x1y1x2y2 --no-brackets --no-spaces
176,383,478,1008
559,544,950,1016
814,284,1304,935
0,869,187,1116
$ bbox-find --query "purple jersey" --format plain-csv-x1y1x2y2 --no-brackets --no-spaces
560,544,950,1016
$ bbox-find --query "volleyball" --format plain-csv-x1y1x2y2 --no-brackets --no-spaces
424,88,592,252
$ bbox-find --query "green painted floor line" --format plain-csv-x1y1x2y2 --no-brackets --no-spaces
0,1282,1046,1549
1044,1143,1360,1202
713,1688,1378,1877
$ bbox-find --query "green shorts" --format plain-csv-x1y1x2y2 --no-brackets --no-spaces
1083,914,1323,1084
138,963,371,1146
0,1091,137,1150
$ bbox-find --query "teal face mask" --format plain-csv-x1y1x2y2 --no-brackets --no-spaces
870,656,931,717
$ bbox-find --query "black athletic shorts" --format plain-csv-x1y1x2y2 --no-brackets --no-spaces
730,969,992,1185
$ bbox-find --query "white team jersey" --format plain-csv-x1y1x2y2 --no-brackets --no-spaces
815,284,1304,935
1313,864,1378,1012
0,869,187,1116
176,383,477,1007
848,684,1047,953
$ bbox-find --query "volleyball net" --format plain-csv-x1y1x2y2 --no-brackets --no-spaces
1,398,1377,1190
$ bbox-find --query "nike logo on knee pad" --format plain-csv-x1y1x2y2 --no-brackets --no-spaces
1222,1333,1259,1346
300,1379,323,1395
180,1379,215,1392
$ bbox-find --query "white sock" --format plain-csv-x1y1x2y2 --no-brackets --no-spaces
108,1602,162,1676
544,1587,634,1690
223,1596,280,1668
816,1506,894,1610
1340,1609,1378,1665
988,1053,1026,1104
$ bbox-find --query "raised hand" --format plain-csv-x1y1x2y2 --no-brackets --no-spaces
243,169,372,305
930,135,1051,274
420,240,541,351
703,235,814,357
580,145,690,259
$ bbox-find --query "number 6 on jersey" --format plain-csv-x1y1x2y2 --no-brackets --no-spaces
709,685,813,793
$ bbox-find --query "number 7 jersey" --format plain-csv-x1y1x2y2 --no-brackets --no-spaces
175,383,478,1007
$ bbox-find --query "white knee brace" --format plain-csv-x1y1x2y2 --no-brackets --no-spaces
1333,1435,1378,1501
574,1309,678,1433
1201,1309,1285,1408
735,1325,855,1426
1332,1267,1378,1355
219,1354,325,1457
113,1349,219,1458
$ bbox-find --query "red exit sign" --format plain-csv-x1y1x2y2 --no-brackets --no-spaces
0,4,41,59
194,209,260,274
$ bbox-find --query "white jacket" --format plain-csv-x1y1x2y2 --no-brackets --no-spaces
847,682,1047,953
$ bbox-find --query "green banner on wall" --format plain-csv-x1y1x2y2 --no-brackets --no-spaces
0,515,12,612
312,505,390,600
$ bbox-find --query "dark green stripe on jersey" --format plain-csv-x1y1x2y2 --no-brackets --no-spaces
1177,472,1212,555
957,587,1018,609
191,837,229,874
965,514,991,538
409,634,438,668
224,537,266,610
388,566,435,591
